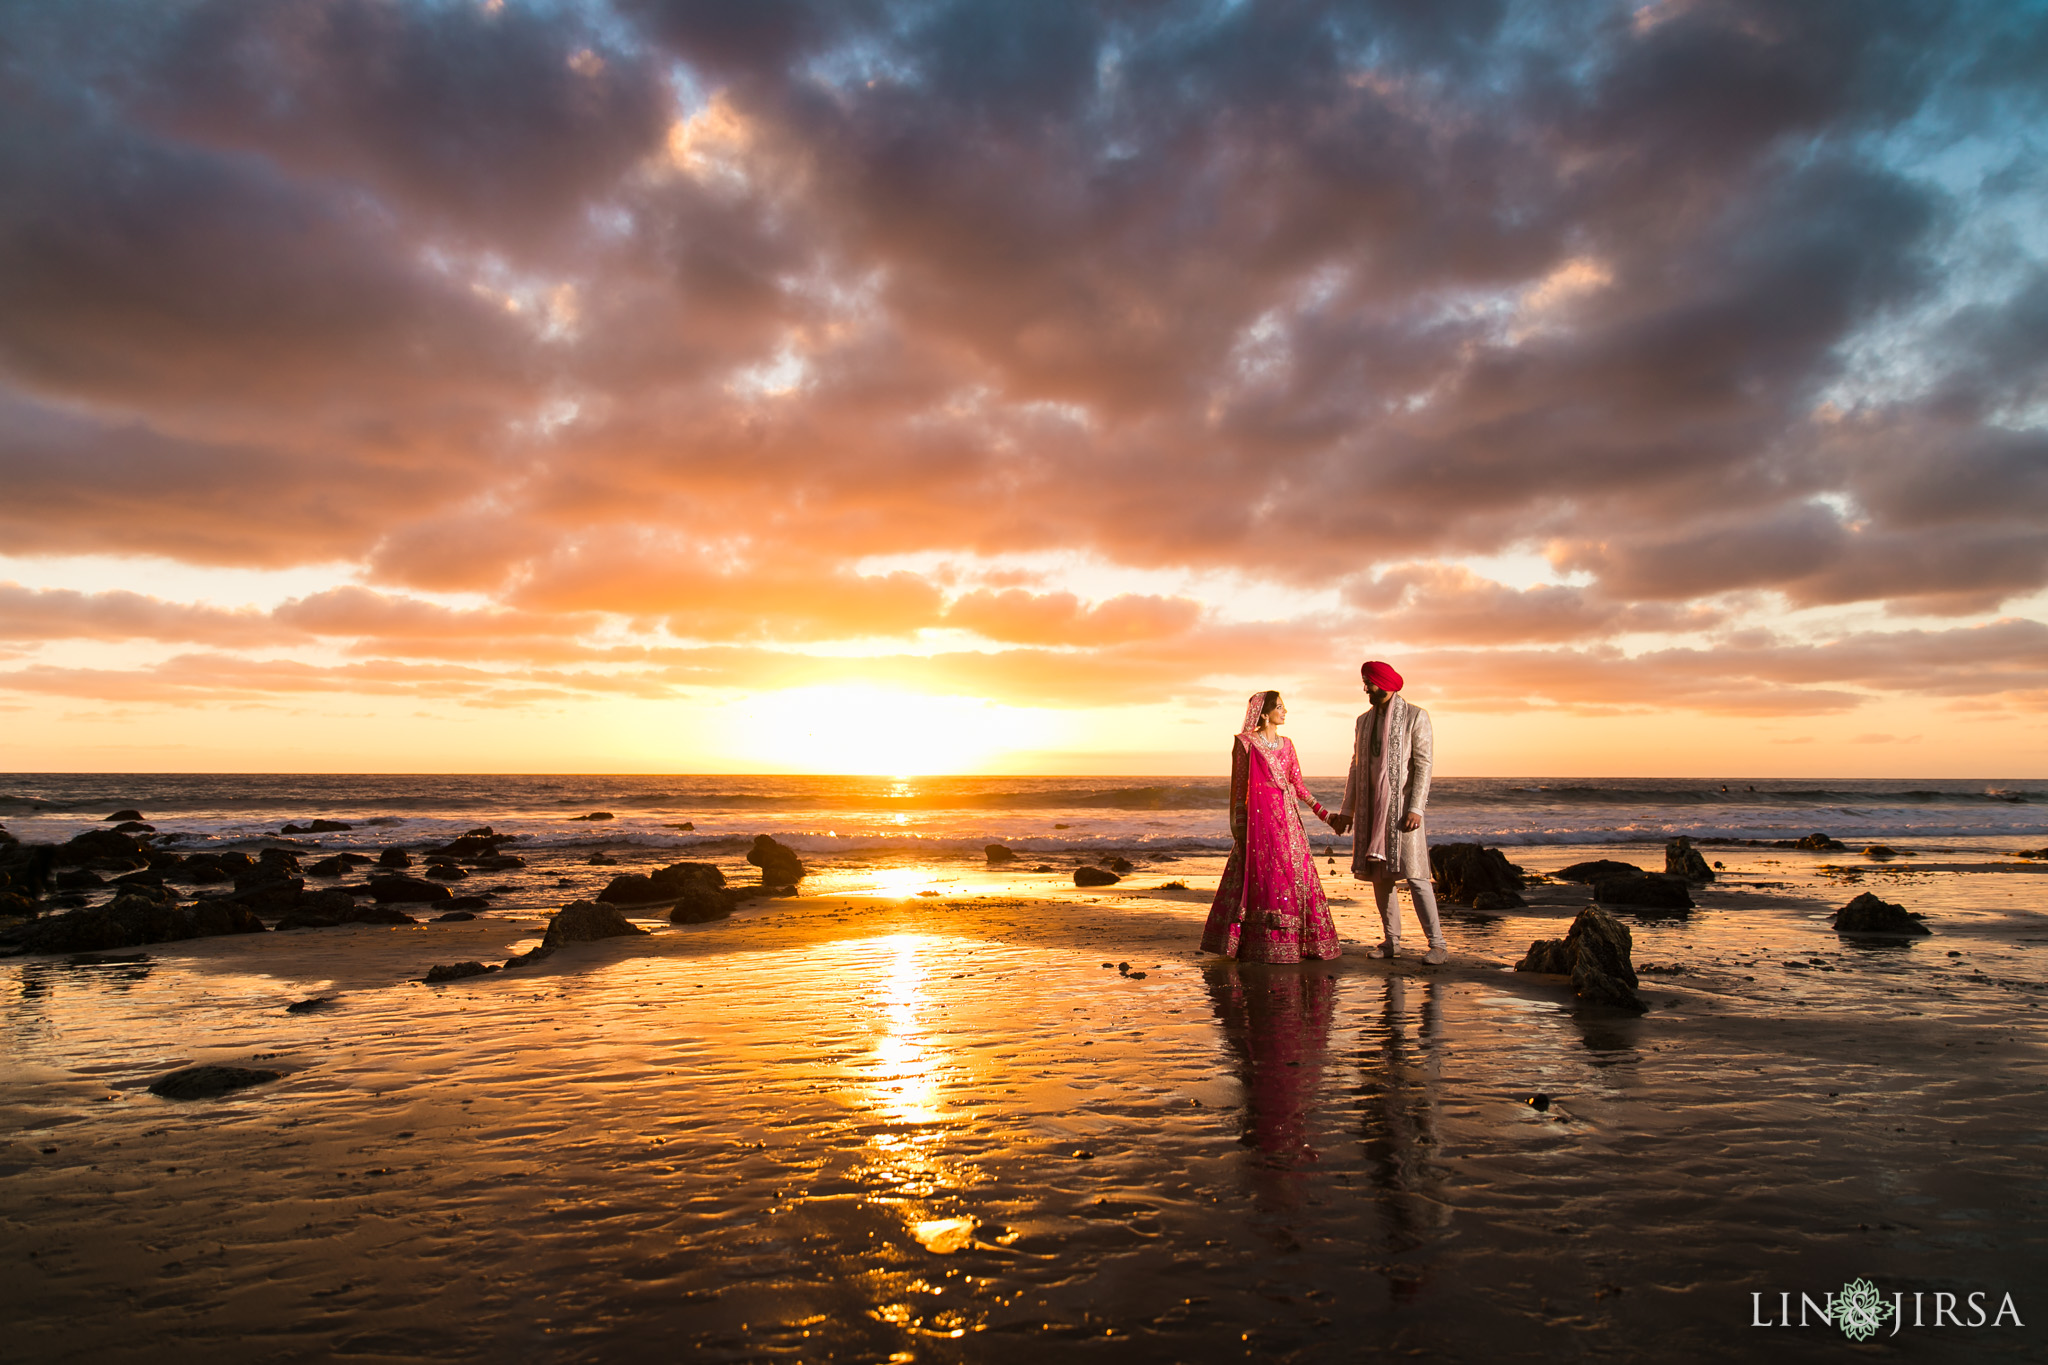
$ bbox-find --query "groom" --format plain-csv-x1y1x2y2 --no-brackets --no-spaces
1328,660,1448,964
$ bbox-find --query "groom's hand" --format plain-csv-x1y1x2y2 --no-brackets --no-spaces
1327,814,1350,835
1400,812,1421,832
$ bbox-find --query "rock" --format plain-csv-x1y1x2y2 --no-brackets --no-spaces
343,904,419,925
104,810,144,822
1471,891,1519,912
366,875,453,904
1,843,59,898
147,1064,282,1100
309,819,352,832
443,896,491,910
1104,856,1134,874
1074,867,1121,887
377,848,412,869
1795,832,1846,850
17,892,266,954
306,855,356,877
223,876,305,915
284,997,332,1013
475,854,526,870
426,829,515,859
422,961,498,983
434,910,478,922
1552,859,1644,884
1514,906,1644,1012
54,869,105,890
570,811,615,821
598,860,728,908
746,835,805,887
423,863,469,881
56,829,146,866
1831,892,1930,936
1428,843,1527,906
664,822,695,831
111,821,155,834
1593,873,1694,913
985,843,1018,863
1664,836,1715,882
274,909,342,931
1863,845,1899,860
298,888,358,918
183,864,231,885
1033,865,1054,872
187,900,267,937
540,900,649,950
253,849,303,879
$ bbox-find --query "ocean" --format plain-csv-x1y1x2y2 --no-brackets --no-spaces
3,774,2043,858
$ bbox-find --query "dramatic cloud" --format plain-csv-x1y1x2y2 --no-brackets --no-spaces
1,0,2043,738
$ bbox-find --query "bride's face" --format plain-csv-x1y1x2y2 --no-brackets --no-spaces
1265,698,1286,727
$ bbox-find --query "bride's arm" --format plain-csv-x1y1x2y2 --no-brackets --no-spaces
1284,738,1331,823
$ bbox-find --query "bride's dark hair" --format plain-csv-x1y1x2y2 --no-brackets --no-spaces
1258,690,1281,719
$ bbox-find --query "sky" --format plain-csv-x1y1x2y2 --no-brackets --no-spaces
1,0,2046,777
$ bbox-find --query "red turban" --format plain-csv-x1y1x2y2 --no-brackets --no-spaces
1361,660,1403,692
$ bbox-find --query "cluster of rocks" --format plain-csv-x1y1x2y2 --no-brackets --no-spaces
1695,831,1848,851
1427,843,1527,909
595,861,737,924
1513,906,1645,1012
1548,840,1706,915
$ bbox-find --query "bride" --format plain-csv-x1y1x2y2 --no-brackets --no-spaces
1201,691,1342,963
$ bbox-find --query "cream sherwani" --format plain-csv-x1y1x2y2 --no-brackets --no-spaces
1341,693,1433,879
1339,693,1444,952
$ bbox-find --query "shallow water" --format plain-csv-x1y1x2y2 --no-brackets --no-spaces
4,855,2045,1361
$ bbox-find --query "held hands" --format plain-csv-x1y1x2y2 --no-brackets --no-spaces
1326,813,1351,835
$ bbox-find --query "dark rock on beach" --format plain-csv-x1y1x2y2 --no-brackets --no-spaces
1863,844,1901,860
1514,906,1644,1012
434,910,478,922
110,821,155,835
56,829,146,866
1074,867,1121,887
1553,859,1643,884
17,894,265,954
1428,843,1526,907
148,1064,282,1100
540,900,649,951
377,848,412,869
367,875,453,904
1794,832,1847,851
104,810,144,823
1593,873,1693,913
747,835,805,888
428,828,517,859
422,960,497,983
570,811,615,821
1832,892,1930,935
1,842,58,899
1103,856,1134,874
1664,836,1715,882
985,843,1018,863
423,863,469,881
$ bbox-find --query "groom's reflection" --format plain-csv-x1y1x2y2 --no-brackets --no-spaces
1360,976,1450,1300
1205,961,1337,1210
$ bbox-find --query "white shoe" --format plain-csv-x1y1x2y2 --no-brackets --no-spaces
1422,945,1449,965
1367,941,1397,959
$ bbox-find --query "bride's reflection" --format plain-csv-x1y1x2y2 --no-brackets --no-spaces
1359,976,1450,1299
1205,961,1337,1208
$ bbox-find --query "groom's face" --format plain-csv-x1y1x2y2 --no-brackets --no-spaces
1365,682,1390,707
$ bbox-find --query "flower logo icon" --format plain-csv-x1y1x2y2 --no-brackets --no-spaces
1836,1278,1895,1341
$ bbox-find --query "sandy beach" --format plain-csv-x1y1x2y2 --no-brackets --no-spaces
4,833,2045,1363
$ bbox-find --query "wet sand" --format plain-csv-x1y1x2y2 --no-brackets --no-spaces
4,844,2046,1361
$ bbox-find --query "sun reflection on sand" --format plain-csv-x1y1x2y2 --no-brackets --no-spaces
854,934,978,1204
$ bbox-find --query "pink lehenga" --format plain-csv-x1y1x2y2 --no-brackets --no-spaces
1201,697,1341,963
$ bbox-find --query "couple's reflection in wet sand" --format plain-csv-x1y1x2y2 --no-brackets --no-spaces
1205,962,1450,1290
